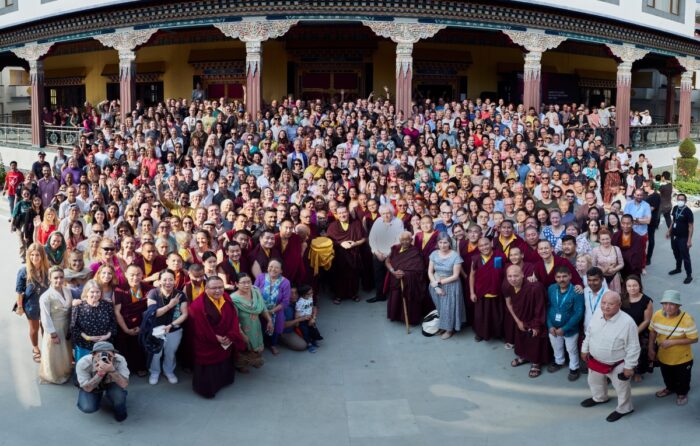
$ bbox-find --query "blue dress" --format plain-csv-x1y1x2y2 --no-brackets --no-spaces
428,250,466,331
15,266,47,321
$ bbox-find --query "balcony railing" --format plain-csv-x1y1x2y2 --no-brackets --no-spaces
0,123,32,147
44,125,80,148
630,124,680,150
689,124,700,142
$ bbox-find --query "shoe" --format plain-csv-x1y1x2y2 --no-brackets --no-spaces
504,343,514,350
677,395,689,406
474,335,484,342
547,363,564,373
311,341,319,348
115,412,128,422
148,374,159,385
366,297,380,303
307,344,317,353
606,410,633,422
646,259,651,266
669,269,682,275
164,374,178,384
684,276,693,284
567,369,580,381
580,397,609,408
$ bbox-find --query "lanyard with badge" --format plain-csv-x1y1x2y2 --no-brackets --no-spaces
673,207,684,229
588,287,605,314
555,286,571,323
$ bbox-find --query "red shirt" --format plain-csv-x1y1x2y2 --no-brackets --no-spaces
5,170,24,196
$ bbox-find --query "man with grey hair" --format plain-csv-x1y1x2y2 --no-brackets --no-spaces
580,290,641,422
367,204,404,303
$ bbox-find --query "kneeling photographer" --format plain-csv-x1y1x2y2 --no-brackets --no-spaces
76,341,130,422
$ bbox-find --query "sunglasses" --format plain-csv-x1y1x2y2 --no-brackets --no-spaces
101,247,115,252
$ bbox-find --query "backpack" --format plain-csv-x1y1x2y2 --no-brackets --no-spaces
421,310,440,337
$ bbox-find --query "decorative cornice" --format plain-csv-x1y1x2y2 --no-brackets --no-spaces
214,19,299,43
606,43,649,63
11,42,54,62
1,1,699,58
502,29,566,54
676,55,700,73
94,28,158,56
362,21,445,44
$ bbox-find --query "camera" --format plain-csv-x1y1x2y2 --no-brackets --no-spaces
100,351,111,363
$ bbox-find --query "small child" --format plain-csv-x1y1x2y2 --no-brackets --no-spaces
293,285,323,353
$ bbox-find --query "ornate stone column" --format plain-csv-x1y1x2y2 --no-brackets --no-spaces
607,44,649,146
363,21,445,118
12,42,53,148
95,29,158,115
503,30,566,114
215,19,298,116
677,57,699,140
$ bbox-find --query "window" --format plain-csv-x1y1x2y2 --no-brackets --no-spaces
646,0,680,15
0,0,18,15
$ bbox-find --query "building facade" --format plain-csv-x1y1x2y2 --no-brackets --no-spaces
1,0,699,147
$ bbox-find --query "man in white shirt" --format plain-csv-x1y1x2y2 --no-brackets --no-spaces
367,205,404,303
580,290,640,422
582,267,608,332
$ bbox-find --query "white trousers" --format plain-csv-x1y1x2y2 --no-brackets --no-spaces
587,362,633,414
149,328,183,377
548,332,580,370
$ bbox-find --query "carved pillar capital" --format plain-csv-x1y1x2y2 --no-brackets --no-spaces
502,29,566,54
214,18,298,43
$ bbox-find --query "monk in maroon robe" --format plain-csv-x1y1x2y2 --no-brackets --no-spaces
415,215,439,266
459,224,482,327
217,241,251,292
469,237,506,341
493,220,528,258
611,215,645,278
177,264,205,370
326,206,366,304
113,265,153,375
384,232,428,325
275,219,306,286
503,264,550,378
250,229,281,278
533,239,583,288
522,226,543,263
134,241,166,283
503,245,536,347
190,276,245,399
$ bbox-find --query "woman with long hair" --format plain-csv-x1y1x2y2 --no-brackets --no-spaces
16,243,50,362
620,275,653,383
66,220,87,252
231,272,274,372
38,266,73,384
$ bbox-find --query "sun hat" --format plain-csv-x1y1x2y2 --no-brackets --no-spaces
660,290,682,306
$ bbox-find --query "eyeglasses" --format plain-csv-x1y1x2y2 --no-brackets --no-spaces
552,190,562,194
447,190,456,195
101,246,115,252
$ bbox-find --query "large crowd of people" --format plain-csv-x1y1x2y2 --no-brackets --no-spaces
3,93,697,422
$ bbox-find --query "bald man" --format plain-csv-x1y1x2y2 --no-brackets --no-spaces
581,290,640,422
503,264,550,377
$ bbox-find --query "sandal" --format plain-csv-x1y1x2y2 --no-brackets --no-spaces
632,374,643,383
352,296,361,302
528,366,542,378
656,388,672,398
332,298,341,305
511,357,529,368
270,346,280,356
676,395,688,406
32,349,41,363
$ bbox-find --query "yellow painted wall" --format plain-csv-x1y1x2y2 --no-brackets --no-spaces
43,49,116,105
42,39,617,105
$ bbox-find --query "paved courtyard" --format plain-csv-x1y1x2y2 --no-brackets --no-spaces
1,214,700,446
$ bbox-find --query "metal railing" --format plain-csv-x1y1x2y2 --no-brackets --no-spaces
689,124,700,142
630,124,680,150
0,123,32,147
44,125,80,148
565,125,618,148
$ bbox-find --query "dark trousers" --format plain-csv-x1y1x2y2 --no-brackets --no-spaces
671,236,692,275
372,255,387,300
647,225,658,262
77,383,128,421
660,360,693,396
663,211,672,228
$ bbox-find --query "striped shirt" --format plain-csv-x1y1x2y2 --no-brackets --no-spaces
649,310,698,365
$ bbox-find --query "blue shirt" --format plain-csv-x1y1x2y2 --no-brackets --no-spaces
623,200,652,236
546,283,584,337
